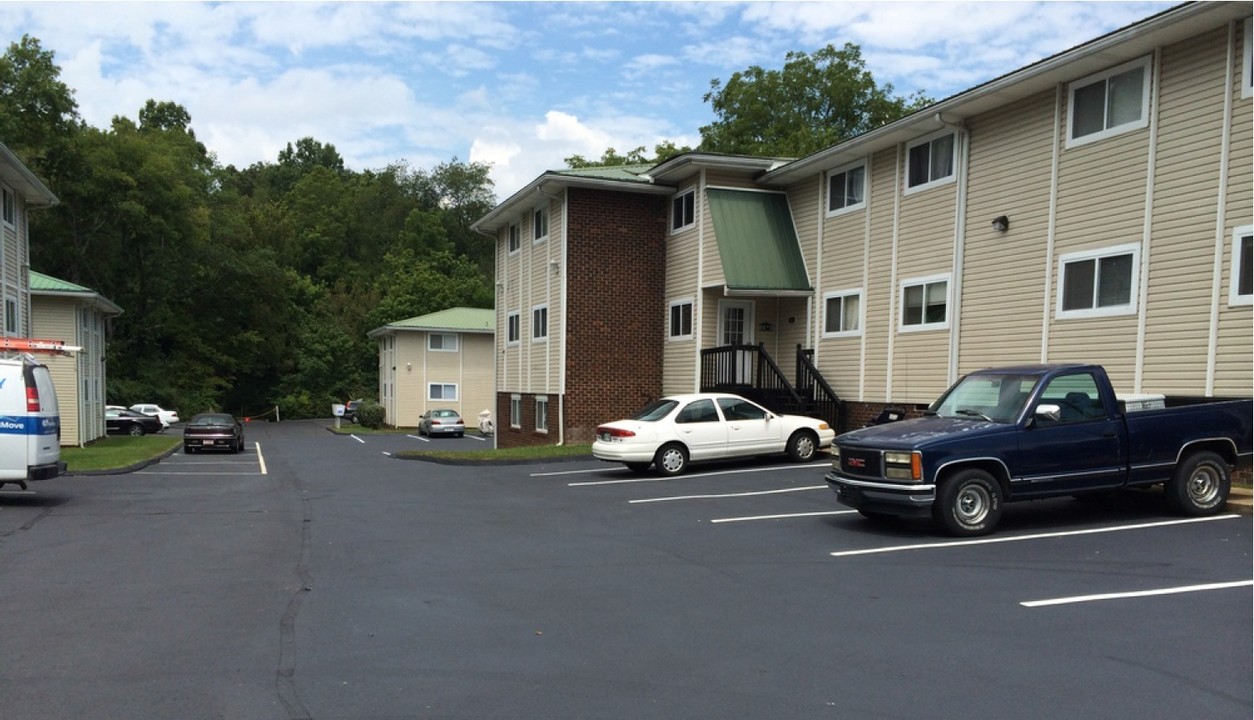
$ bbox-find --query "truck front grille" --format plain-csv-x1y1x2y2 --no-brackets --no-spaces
840,448,883,479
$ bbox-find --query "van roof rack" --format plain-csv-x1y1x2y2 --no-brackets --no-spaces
0,337,82,355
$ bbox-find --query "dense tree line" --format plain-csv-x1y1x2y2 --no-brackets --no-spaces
1,36,494,418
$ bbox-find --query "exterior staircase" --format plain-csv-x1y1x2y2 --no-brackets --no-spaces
700,343,846,432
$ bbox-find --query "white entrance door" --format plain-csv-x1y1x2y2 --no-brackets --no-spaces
718,300,755,385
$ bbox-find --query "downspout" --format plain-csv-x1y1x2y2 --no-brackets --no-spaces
1133,47,1163,394
695,169,707,392
538,183,567,444
1205,21,1237,396
946,125,970,384
813,172,824,359
886,145,902,400
858,153,873,402
1041,84,1063,362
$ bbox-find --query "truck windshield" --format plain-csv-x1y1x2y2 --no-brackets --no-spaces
929,374,1040,423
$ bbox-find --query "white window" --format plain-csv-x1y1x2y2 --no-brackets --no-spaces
510,394,521,428
668,299,693,340
533,206,548,243
822,290,862,337
1,187,14,227
1243,18,1252,100
827,162,866,215
1230,226,1253,307
532,304,548,341
4,295,16,334
671,188,695,232
1057,243,1140,319
899,274,950,330
428,383,458,401
506,311,521,345
507,223,521,254
536,396,549,433
905,131,956,192
1067,56,1151,148
428,333,458,352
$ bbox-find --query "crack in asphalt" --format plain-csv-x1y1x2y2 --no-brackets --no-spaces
276,491,315,719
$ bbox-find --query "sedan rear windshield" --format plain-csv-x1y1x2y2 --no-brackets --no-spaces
631,399,679,422
190,415,234,426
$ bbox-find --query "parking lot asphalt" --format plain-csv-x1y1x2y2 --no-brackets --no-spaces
2,419,1251,720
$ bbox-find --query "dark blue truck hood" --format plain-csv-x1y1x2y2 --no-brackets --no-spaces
836,416,1016,450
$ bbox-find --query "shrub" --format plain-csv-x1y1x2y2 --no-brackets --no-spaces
356,402,386,429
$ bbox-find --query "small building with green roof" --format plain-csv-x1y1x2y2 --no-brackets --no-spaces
30,270,123,446
367,307,495,428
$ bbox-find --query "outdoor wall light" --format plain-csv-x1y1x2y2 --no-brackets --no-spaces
991,215,1010,232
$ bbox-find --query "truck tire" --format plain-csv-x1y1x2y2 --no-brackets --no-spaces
935,469,1003,536
653,443,689,476
786,430,818,462
1166,451,1229,516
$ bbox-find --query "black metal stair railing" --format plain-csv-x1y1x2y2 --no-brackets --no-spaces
796,345,845,432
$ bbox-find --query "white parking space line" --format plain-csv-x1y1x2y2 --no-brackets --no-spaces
1022,579,1254,608
467,435,488,442
630,485,828,504
350,435,366,444
256,443,267,475
407,435,429,442
0,490,36,496
562,463,821,485
712,510,857,524
829,515,1241,558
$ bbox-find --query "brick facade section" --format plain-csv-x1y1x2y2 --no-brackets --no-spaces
496,187,667,448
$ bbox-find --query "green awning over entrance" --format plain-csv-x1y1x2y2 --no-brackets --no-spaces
706,188,812,293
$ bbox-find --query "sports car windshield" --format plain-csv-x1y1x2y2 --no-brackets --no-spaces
630,399,679,422
929,374,1040,423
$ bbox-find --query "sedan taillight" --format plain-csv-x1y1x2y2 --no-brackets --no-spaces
596,426,636,438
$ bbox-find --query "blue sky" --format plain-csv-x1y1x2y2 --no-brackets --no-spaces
3,1,1174,200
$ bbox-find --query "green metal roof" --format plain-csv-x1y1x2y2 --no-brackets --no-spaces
551,164,655,183
706,189,812,293
368,307,495,337
29,270,123,315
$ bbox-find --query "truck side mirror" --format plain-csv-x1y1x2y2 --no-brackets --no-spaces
1034,404,1061,423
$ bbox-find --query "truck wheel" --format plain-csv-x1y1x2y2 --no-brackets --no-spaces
1166,451,1229,516
654,443,689,476
935,469,1003,536
786,430,818,462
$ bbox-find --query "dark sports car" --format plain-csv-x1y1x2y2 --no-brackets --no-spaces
106,407,164,436
183,413,246,453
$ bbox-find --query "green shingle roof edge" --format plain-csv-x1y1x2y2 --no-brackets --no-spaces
368,307,495,337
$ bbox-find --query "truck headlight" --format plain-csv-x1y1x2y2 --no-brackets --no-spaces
884,451,922,481
830,446,841,468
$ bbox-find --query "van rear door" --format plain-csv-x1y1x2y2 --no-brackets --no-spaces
26,361,62,474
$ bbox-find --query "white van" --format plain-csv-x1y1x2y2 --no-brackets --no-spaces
0,354,64,489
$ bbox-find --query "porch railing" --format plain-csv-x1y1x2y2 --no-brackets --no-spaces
796,345,845,431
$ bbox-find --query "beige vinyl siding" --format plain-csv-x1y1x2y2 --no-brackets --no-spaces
458,334,496,419
391,332,495,427
1143,29,1230,393
696,181,725,288
892,148,958,403
814,168,869,398
1049,82,1151,373
704,170,758,189
1216,18,1254,396
32,297,80,445
497,224,524,393
860,147,899,402
392,332,425,425
525,197,562,394
960,90,1057,370
664,181,702,395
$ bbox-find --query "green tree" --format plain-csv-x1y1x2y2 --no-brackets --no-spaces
701,43,931,157
0,35,79,165
564,141,691,169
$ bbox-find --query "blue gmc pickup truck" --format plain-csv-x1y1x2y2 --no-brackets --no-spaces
826,364,1253,536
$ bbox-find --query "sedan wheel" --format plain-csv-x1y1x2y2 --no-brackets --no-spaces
128,424,145,437
654,443,689,477
786,431,817,462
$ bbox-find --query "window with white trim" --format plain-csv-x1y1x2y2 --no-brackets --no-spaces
905,132,955,192
536,396,548,433
507,222,521,254
4,295,16,334
1,186,14,227
428,383,458,401
1243,18,1252,100
1057,243,1140,318
822,290,862,337
827,162,866,215
1231,226,1253,306
900,275,949,330
510,394,521,428
506,311,520,344
532,304,548,341
533,206,548,243
671,188,695,232
1066,56,1151,147
428,333,458,351
668,299,693,340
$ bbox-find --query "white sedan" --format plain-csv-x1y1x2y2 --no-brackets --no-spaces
592,393,835,476
130,403,180,429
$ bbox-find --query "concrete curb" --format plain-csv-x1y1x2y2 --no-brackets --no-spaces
1226,486,1252,515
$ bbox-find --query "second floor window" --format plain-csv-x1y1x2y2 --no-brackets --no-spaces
1057,244,1139,318
823,290,861,336
906,132,955,191
827,164,866,214
532,305,548,341
901,275,949,330
508,223,521,254
533,207,548,242
428,333,458,351
671,189,695,232
506,311,520,344
1232,227,1253,306
669,300,693,340
1,187,14,227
